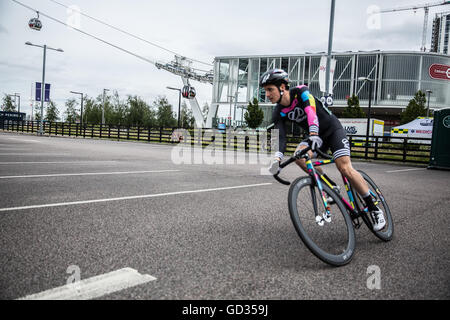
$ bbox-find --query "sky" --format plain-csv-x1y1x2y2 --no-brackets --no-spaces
1,0,448,121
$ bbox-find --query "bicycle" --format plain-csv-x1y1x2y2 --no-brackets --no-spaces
273,146,394,266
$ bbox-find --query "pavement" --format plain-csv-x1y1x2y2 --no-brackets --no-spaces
0,131,449,300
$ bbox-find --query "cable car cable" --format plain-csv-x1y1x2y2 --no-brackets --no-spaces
47,0,213,67
12,0,157,66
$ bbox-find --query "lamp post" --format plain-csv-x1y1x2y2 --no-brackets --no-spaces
70,91,84,126
102,89,110,125
25,42,63,135
358,77,374,159
167,86,181,128
426,90,432,118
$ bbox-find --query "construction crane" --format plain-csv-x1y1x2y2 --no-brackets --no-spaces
380,1,450,52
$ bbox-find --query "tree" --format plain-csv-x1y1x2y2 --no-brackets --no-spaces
2,94,15,112
126,95,156,127
109,91,128,126
64,98,79,123
342,94,366,118
244,97,264,129
34,105,42,121
400,90,427,124
180,101,195,128
45,100,60,122
83,96,102,124
154,96,177,128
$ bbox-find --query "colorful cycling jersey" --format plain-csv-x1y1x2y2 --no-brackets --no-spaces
272,85,342,155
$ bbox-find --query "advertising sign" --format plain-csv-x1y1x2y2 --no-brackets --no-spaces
429,64,450,81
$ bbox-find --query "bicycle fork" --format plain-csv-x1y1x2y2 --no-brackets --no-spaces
306,159,332,226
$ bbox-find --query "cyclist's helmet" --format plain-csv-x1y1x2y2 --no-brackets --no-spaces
259,69,289,87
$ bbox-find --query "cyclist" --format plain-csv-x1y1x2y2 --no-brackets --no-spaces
262,69,386,231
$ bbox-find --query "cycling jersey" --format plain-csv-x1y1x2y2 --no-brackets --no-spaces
272,85,350,159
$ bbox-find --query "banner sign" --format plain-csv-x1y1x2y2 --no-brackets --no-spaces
319,56,336,94
429,64,450,81
35,82,51,101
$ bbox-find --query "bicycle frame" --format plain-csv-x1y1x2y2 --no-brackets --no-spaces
274,147,379,227
312,157,381,227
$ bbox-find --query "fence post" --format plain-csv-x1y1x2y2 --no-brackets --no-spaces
137,126,140,141
159,127,163,143
148,126,151,142
117,124,120,140
374,137,379,160
99,123,103,139
403,138,407,162
108,124,111,139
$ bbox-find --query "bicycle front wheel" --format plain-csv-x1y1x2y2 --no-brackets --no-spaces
288,176,356,267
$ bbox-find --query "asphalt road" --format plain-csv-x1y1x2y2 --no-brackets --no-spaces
0,131,449,300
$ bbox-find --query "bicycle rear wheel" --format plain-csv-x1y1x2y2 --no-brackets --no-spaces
288,176,355,266
355,170,394,241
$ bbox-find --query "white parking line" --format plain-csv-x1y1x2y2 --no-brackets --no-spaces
17,268,156,300
386,168,426,173
0,182,272,212
0,169,179,179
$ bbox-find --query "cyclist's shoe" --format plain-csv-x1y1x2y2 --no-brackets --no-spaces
370,208,386,231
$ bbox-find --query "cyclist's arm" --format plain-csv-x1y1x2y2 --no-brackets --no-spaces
300,89,319,135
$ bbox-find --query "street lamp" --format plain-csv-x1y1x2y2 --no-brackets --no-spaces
25,41,63,135
426,90,432,118
358,77,374,159
70,91,84,125
167,86,181,128
102,88,110,125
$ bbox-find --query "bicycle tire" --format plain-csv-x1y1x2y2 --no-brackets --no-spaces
355,170,394,242
288,176,356,267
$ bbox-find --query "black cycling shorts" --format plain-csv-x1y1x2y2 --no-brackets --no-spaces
299,127,351,160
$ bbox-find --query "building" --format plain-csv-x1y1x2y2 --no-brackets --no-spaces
431,11,450,54
211,51,450,129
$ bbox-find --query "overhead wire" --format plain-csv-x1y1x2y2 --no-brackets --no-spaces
12,0,158,66
48,0,213,67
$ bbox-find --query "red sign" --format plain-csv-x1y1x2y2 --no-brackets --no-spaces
429,64,450,81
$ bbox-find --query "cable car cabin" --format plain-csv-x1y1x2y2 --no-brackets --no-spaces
29,18,42,31
182,85,196,99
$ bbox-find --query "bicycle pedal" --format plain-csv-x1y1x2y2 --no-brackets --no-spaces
323,212,332,223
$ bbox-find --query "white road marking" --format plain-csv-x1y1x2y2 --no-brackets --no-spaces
0,182,272,212
17,268,156,300
0,161,119,165
0,153,69,156
0,169,179,179
0,137,41,143
386,168,425,173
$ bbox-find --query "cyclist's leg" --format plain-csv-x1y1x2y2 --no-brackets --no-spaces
334,155,369,196
326,128,368,194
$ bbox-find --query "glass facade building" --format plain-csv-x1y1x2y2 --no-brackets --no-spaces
212,51,450,127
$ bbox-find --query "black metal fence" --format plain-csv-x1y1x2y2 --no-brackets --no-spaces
1,120,431,164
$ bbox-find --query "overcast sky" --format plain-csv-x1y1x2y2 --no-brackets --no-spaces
1,0,448,120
